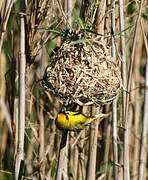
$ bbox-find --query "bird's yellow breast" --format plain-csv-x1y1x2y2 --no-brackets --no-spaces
56,112,87,130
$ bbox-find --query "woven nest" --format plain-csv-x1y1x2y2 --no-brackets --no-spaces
42,31,122,106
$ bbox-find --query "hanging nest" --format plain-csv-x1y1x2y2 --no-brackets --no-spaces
42,30,122,106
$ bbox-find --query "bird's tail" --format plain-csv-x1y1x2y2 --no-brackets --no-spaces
86,113,109,125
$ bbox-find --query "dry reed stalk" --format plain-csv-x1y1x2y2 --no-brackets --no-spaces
86,122,99,179
0,0,5,14
118,0,130,179
0,98,10,178
36,98,59,179
64,0,74,26
5,31,17,161
15,0,26,179
112,99,118,179
102,4,112,178
96,0,106,35
0,40,6,162
73,145,79,180
138,56,148,180
118,0,127,116
111,0,119,179
0,123,8,179
127,103,133,168
39,100,45,180
45,103,57,179
64,134,69,180
125,0,144,179
25,133,34,175
118,147,123,179
108,166,113,180
78,159,83,180
36,46,48,180
86,106,100,180
78,128,86,180
69,133,74,180
138,11,148,179
55,131,68,180
0,98,12,133
132,95,140,179
0,0,14,56
69,132,79,180
97,174,106,180
0,51,6,106
0,51,12,133
46,124,56,179
103,106,112,179
26,0,53,64
139,12,148,56
131,23,143,179
25,91,34,176
57,0,69,26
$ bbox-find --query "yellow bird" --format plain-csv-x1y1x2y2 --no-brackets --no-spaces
56,109,108,131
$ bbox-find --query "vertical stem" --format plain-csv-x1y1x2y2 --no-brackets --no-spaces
131,16,143,179
0,98,12,133
86,107,100,180
15,0,26,179
80,0,91,22
56,131,68,180
118,0,129,179
111,0,118,179
65,0,74,26
124,0,144,179
138,11,148,180
78,129,86,180
69,132,79,180
111,0,116,59
0,0,14,56
138,57,148,180
39,102,45,180
96,0,106,35
112,99,118,179
86,121,99,180
103,110,112,180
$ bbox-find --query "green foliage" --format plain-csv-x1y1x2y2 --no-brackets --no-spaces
72,0,81,28
2,134,14,180
46,40,57,61
69,37,89,46
37,28,62,35
142,7,148,20
8,1,19,33
77,18,85,29
127,0,137,15
96,162,112,177
0,171,14,180
3,42,11,69
51,159,56,177
68,162,75,178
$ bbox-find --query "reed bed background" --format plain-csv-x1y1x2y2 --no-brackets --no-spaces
0,0,148,179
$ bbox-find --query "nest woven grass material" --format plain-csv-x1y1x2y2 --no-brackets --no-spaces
42,31,122,106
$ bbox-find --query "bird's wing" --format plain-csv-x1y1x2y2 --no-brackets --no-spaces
65,111,81,116
95,113,109,119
